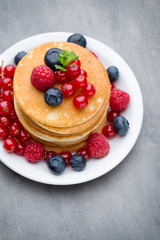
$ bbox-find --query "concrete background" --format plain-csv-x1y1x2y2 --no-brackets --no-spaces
0,0,160,239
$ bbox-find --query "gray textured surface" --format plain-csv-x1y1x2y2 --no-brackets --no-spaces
0,0,160,239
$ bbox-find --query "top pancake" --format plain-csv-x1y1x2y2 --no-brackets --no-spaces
14,42,110,127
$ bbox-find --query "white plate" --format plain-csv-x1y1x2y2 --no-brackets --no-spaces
0,32,143,185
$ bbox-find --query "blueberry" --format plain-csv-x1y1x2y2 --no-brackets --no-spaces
47,154,66,175
14,51,27,65
67,33,87,48
44,88,63,107
107,66,119,82
44,48,62,71
70,154,87,171
113,116,129,136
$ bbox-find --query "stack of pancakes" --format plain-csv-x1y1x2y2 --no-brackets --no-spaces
13,42,111,152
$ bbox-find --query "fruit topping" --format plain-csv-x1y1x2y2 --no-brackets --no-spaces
70,59,81,66
0,116,10,127
113,116,129,136
66,63,81,79
47,154,66,175
30,65,55,91
4,65,15,78
44,88,63,106
14,51,27,65
107,111,120,123
0,126,9,139
76,148,90,160
44,48,62,71
17,129,30,143
80,69,87,78
107,66,119,82
44,151,56,162
82,83,96,97
87,133,110,159
67,33,87,48
70,154,87,171
2,77,13,90
4,137,18,152
61,83,76,98
110,88,130,112
73,94,88,109
24,142,45,163
55,70,69,84
0,101,13,115
59,151,72,166
73,75,87,88
102,124,116,138
15,142,26,156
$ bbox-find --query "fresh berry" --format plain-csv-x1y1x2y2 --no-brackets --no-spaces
12,120,23,130
2,78,13,90
9,109,18,121
110,88,130,111
15,142,26,156
66,63,81,79
107,111,120,123
67,33,87,48
44,151,56,162
2,90,14,102
24,142,45,163
113,116,129,136
55,70,69,84
107,66,119,82
0,116,10,127
4,137,18,152
73,75,87,88
82,83,96,97
87,133,110,159
89,50,98,58
47,154,66,175
73,95,88,109
110,82,115,90
17,129,30,143
59,151,72,166
9,123,20,137
0,101,13,115
102,124,116,138
44,88,63,106
80,69,87,78
76,148,90,160
31,65,55,91
14,51,27,65
70,154,87,171
61,83,76,98
70,59,81,66
0,126,9,139
44,48,62,71
4,65,15,78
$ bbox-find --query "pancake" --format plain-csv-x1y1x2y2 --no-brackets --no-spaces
14,42,110,127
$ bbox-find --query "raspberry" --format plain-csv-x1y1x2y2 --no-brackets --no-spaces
24,142,45,163
30,65,55,91
110,88,130,112
87,133,110,159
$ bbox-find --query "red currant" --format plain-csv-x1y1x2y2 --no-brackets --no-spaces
107,111,120,123
61,83,76,98
73,75,87,88
17,129,30,143
82,83,96,97
4,65,15,78
76,148,90,160
9,123,20,137
59,151,72,166
0,66,2,74
73,95,88,109
0,116,10,127
2,90,14,102
55,70,69,84
0,101,13,115
110,82,115,90
70,59,81,67
0,126,9,139
80,69,87,78
102,124,116,138
15,142,26,156
2,77,13,90
89,50,98,58
66,63,80,79
44,151,56,162
12,120,23,129
4,137,18,152
10,108,18,121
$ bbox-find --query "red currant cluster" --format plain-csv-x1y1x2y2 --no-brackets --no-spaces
0,63,31,155
55,59,96,109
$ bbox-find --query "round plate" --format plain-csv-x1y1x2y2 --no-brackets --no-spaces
0,32,143,185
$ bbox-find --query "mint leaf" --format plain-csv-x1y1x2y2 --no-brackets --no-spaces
54,65,66,71
58,50,69,65
63,51,79,67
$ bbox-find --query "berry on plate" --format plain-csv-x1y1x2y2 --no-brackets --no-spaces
76,148,90,160
44,151,56,162
0,101,13,115
31,65,55,91
67,33,87,48
61,83,76,98
0,126,9,139
102,124,116,138
107,66,119,82
59,151,72,166
2,77,13,90
82,83,96,97
17,129,30,143
113,116,129,136
9,122,20,137
73,94,88,109
24,142,45,163
44,88,63,106
44,48,62,71
107,110,120,123
14,51,27,65
15,142,26,156
47,154,66,175
0,116,10,127
4,137,18,152
70,154,87,171
4,65,15,78
87,133,110,159
2,90,14,102
110,88,130,111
